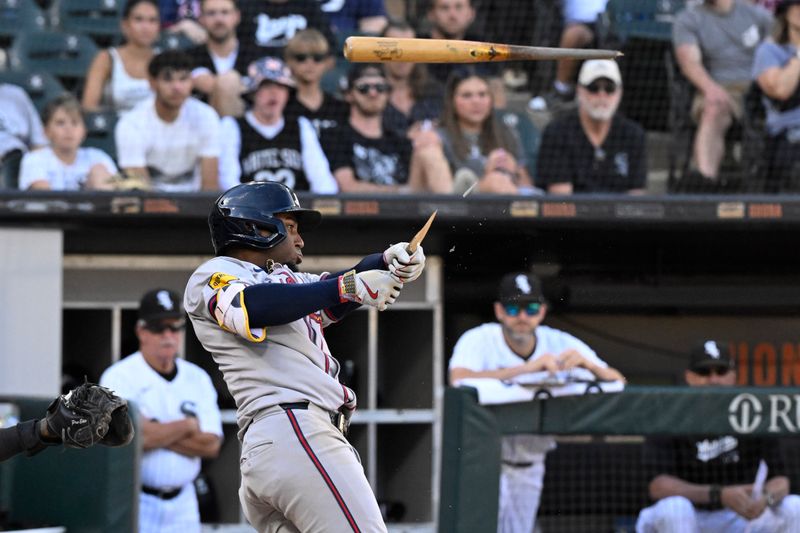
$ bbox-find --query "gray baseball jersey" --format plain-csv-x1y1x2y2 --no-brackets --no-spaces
185,256,357,439
185,256,387,532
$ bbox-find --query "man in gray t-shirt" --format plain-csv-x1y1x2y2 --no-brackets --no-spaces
0,84,47,172
673,0,772,183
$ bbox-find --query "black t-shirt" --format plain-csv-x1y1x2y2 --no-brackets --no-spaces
643,435,786,508
186,44,250,76
536,110,647,193
237,116,310,191
284,92,349,138
237,0,335,67
323,123,411,186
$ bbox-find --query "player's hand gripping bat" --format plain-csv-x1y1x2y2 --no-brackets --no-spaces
344,36,622,63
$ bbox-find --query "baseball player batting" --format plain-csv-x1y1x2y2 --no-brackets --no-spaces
184,182,425,532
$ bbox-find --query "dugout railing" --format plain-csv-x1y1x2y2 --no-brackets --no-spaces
439,385,800,533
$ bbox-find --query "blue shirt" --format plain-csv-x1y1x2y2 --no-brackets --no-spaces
318,0,386,33
752,39,800,135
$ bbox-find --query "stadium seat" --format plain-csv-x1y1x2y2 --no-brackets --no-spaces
0,68,66,113
82,110,118,162
58,0,124,47
9,30,99,92
154,31,195,52
0,0,46,49
598,0,686,46
0,148,21,189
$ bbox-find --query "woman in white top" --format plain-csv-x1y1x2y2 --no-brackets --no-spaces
20,94,117,190
82,0,160,114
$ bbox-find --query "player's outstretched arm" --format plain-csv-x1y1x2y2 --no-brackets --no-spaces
0,419,61,462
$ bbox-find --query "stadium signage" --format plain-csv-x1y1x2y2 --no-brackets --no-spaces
728,393,800,434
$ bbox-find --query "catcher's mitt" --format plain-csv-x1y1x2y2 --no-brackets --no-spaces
44,381,134,449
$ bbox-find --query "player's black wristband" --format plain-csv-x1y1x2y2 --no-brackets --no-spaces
708,484,722,509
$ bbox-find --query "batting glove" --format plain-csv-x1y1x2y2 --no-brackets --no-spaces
383,242,426,283
339,269,402,311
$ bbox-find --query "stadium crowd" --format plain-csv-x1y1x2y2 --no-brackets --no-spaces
3,0,800,195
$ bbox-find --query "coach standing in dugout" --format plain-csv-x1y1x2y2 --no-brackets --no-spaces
449,271,625,533
184,181,425,532
636,340,800,532
101,288,223,533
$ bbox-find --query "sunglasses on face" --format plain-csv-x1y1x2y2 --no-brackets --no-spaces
354,82,390,95
144,321,186,334
693,366,731,377
584,80,618,94
503,302,542,317
289,53,328,63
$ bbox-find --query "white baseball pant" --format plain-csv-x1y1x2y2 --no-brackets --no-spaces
497,454,546,533
636,494,800,533
139,482,200,533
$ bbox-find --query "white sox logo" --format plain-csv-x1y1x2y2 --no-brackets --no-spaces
728,393,800,434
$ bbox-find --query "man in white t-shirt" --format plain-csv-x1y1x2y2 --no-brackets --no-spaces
449,271,626,533
115,50,221,192
100,288,223,533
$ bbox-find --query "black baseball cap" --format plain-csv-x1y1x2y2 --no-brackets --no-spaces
497,272,545,304
688,340,735,372
139,288,184,322
777,0,800,15
344,63,385,90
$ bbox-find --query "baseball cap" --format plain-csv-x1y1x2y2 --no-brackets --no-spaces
344,63,385,91
777,0,800,14
244,57,296,93
496,272,545,304
688,340,735,372
578,60,622,87
139,288,184,322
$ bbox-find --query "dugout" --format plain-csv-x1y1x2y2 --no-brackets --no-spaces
2,191,800,529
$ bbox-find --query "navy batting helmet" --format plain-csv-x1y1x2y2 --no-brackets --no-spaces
209,182,321,255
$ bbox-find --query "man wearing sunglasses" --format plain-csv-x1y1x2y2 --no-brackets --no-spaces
100,288,223,533
323,63,453,193
536,59,648,195
449,271,625,533
637,340,800,532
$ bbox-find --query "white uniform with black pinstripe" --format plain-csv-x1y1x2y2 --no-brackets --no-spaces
450,323,610,533
184,256,386,533
100,352,223,533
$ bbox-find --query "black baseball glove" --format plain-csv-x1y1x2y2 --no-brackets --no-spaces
44,381,134,449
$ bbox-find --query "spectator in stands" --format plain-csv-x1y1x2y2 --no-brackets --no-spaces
425,0,505,108
636,339,800,532
322,63,452,193
218,57,337,192
237,0,336,68
536,60,647,194
449,271,626,533
672,0,772,187
283,29,350,139
318,0,388,35
437,67,536,195
189,0,248,117
116,50,221,191
381,20,444,140
19,94,117,191
100,287,222,533
531,0,609,110
160,0,207,44
82,0,160,115
0,83,47,173
753,0,800,192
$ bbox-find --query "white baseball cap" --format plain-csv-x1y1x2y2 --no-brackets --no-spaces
578,60,622,86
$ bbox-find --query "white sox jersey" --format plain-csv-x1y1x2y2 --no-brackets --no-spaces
184,256,357,439
100,352,223,488
450,322,610,533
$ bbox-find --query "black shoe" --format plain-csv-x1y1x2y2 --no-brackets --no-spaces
672,170,720,194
